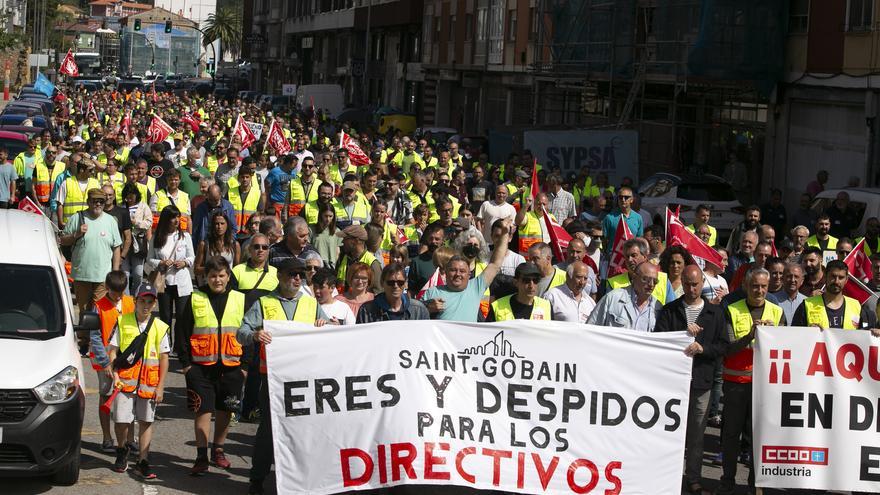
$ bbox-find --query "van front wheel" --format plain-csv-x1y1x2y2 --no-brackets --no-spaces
51,441,80,486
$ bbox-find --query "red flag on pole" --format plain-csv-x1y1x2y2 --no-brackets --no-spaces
17,196,45,216
87,101,98,121
266,119,291,155
118,110,132,141
232,114,257,150
770,239,778,257
530,158,539,203
542,207,571,262
146,115,173,143
340,132,371,166
608,215,634,276
665,208,725,268
59,49,80,77
843,275,874,305
417,268,445,299
843,238,873,283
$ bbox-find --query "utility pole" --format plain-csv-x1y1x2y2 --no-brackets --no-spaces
362,0,371,106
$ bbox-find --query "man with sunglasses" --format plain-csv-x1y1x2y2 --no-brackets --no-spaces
487,262,553,321
601,186,644,248
56,156,101,228
289,156,322,217
232,233,279,303
357,263,430,322
236,257,328,495
587,261,662,331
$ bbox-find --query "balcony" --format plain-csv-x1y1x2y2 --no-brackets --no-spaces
283,8,355,35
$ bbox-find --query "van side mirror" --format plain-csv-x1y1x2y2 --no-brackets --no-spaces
77,311,100,332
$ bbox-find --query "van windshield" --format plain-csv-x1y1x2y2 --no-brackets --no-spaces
0,264,63,339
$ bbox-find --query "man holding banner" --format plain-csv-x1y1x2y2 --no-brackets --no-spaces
718,267,786,495
236,257,328,495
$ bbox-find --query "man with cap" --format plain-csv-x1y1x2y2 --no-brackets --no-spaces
508,168,531,211
56,154,101,228
237,257,329,495
336,224,382,293
61,188,123,315
587,261,662,331
106,282,170,479
335,180,371,229
487,262,554,321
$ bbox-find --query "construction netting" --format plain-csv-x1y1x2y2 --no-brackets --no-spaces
120,24,200,76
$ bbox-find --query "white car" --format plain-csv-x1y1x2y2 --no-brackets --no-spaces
638,173,745,233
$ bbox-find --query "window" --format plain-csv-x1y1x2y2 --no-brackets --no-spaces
529,7,536,40
788,0,809,33
465,13,473,41
449,15,456,42
848,0,873,31
423,14,432,46
0,264,62,340
477,7,488,41
508,9,517,41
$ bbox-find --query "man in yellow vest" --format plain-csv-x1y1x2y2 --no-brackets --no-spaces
791,260,873,329
335,225,382,292
806,214,838,251
236,257,328,495
685,204,718,247
717,267,785,494
289,156,321,217
488,262,553,321
407,171,436,221
527,242,567,296
107,283,170,479
232,233,279,299
606,238,675,304
176,256,247,475
227,167,263,234
335,181,371,229
300,182,336,227
56,158,100,228
514,193,552,255
13,138,50,204
151,168,191,231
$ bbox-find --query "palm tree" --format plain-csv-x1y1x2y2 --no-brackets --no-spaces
202,7,242,62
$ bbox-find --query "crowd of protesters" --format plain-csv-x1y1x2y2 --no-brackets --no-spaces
3,83,880,495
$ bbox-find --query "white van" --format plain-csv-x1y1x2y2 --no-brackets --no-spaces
0,210,96,485
296,84,344,118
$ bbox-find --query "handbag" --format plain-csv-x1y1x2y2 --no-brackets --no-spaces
147,234,181,294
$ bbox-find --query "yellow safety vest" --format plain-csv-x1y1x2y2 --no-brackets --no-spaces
607,271,670,304
290,178,322,214
857,236,880,257
228,186,261,230
155,189,191,215
190,290,246,367
337,250,377,287
50,161,67,184
407,188,436,221
206,156,219,174
232,263,279,292
115,181,150,205
258,295,317,373
334,198,371,227
804,295,861,329
115,312,168,399
474,261,491,318
806,235,838,250
491,295,552,321
686,223,718,247
97,171,126,190
724,299,783,383
517,212,544,255
546,268,567,293
61,177,100,224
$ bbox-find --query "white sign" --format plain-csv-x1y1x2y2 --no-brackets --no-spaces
524,130,639,184
265,320,693,495
754,326,880,492
247,122,263,140
282,84,297,96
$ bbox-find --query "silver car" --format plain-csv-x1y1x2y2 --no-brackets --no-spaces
638,173,745,235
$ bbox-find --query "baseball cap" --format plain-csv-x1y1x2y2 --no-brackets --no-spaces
342,181,359,192
277,257,306,274
336,225,368,241
515,262,541,279
515,170,529,179
136,283,158,299
71,136,85,144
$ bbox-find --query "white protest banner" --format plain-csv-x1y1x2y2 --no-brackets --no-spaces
247,121,264,140
265,320,693,494
523,130,638,184
754,326,880,492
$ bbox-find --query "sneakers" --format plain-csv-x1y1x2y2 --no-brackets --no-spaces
211,448,231,469
248,479,265,495
707,414,722,428
112,447,129,473
126,441,140,456
135,459,157,480
101,439,116,454
190,456,209,476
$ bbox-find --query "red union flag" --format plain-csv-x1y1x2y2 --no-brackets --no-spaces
232,115,257,150
59,49,79,77
542,207,571,262
17,196,44,216
608,214,634,276
843,238,872,282
181,112,201,133
340,132,371,166
666,208,724,269
266,119,291,155
118,110,132,141
146,115,173,143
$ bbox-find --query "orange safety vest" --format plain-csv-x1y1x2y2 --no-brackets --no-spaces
90,295,135,370
115,312,168,399
189,290,246,367
517,211,544,255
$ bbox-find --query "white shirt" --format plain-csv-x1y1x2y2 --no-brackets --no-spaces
145,231,196,296
477,200,517,243
109,316,171,353
545,284,597,323
321,300,356,325
500,251,526,277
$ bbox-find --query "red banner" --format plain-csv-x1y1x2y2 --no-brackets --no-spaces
266,119,291,155
146,115,173,143
608,215,634,276
340,132,371,167
232,115,257,150
17,196,44,216
665,208,724,269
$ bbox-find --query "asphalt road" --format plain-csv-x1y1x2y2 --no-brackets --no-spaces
1,356,761,495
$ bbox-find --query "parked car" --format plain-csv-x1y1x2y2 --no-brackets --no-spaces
4,101,50,118
0,115,52,133
0,130,29,157
0,125,43,138
811,188,880,236
638,173,744,235
12,98,54,116
0,209,97,485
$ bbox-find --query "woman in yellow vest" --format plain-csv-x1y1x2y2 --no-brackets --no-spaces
151,169,192,231
176,256,247,475
107,283,170,479
488,263,553,321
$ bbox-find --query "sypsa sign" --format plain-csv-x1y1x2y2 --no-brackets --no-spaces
524,130,638,183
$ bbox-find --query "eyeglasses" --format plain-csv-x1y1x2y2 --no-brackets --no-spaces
618,195,632,200
283,271,305,279
519,277,540,284
641,277,659,285
385,279,406,287
89,198,106,205
305,265,319,271
251,244,269,251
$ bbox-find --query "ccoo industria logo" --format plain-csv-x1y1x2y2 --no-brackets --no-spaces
762,446,829,466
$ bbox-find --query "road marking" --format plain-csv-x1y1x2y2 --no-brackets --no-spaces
143,483,159,495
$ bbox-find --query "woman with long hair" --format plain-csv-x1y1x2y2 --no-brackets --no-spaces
334,262,374,315
194,211,240,283
311,204,341,269
122,182,153,295
659,245,696,300
145,205,195,348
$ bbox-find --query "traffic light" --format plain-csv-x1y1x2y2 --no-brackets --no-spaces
134,19,141,31
165,21,172,33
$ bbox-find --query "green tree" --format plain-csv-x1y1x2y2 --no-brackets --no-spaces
202,7,242,61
